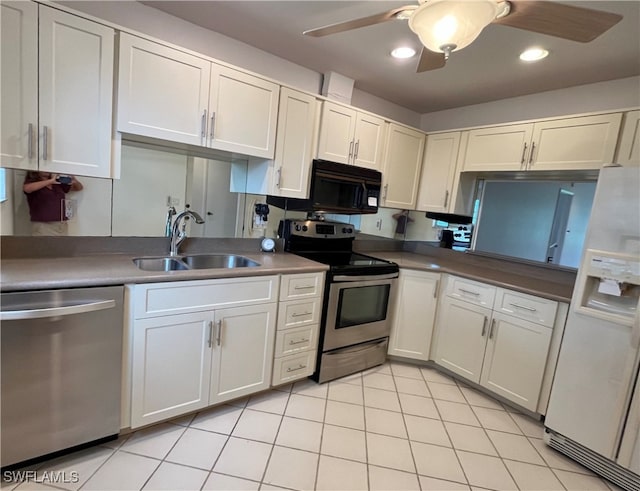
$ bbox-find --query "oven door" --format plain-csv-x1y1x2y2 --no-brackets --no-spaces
323,273,397,352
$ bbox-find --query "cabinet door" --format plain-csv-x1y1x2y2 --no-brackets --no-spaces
131,312,213,428
388,270,440,361
615,111,640,167
480,312,552,411
0,1,38,170
416,132,461,212
462,124,533,172
39,6,114,178
353,113,387,171
530,113,622,171
433,297,489,383
270,87,318,198
210,303,277,404
316,101,357,164
208,65,279,158
117,33,211,147
382,123,425,209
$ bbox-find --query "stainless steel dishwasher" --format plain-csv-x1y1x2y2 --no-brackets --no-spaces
1,286,124,468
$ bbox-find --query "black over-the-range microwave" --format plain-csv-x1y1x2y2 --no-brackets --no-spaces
267,159,382,215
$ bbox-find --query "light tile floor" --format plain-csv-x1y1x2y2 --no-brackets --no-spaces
1,362,621,491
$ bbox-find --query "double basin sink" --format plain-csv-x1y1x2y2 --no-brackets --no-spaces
133,254,260,272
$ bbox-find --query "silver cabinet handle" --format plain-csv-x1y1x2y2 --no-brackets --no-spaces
459,288,480,296
489,319,496,339
210,112,216,140
509,302,537,312
286,364,307,373
348,140,354,161
433,279,440,299
28,123,34,159
354,139,360,160
201,110,207,138
1,300,115,321
528,141,536,167
294,285,314,290
383,184,388,201
291,312,312,317
216,319,222,346
276,167,282,188
443,190,449,208
289,338,309,345
42,125,48,160
481,316,488,337
520,142,528,168
207,321,213,348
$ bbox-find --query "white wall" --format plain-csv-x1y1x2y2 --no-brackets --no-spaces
420,76,640,132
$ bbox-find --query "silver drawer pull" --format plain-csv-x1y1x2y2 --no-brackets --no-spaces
459,288,480,296
481,316,488,337
289,339,309,345
509,302,537,312
291,312,312,317
286,364,307,373
294,285,314,290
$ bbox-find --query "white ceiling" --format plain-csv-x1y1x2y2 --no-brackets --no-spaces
141,1,640,114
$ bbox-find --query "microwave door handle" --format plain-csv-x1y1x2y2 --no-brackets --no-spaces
360,182,367,208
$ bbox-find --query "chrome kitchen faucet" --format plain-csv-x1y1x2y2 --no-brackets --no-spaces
169,210,205,256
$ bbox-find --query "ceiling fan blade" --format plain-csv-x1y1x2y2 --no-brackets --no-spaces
303,7,411,37
494,1,623,42
416,48,446,73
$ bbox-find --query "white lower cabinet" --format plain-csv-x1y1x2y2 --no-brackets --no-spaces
433,275,556,411
129,276,278,428
388,269,440,361
272,272,324,386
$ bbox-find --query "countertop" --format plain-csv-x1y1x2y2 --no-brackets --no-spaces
0,252,328,292
372,251,574,303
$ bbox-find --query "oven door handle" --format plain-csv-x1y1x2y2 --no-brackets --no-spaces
333,273,398,282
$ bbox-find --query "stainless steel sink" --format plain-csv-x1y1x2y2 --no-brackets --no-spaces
182,254,260,269
133,257,189,272
132,254,260,271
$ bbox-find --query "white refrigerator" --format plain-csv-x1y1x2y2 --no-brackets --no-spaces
545,165,640,490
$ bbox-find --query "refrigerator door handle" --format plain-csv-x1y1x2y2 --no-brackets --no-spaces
631,299,640,349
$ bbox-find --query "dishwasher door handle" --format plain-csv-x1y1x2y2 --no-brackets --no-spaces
1,299,116,321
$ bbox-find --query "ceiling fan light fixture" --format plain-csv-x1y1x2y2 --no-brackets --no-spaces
519,47,549,62
391,46,417,59
408,0,506,56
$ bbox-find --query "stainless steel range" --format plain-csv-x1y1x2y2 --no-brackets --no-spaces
279,219,399,383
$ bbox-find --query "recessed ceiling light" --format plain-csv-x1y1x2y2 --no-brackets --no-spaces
519,47,549,62
391,47,417,59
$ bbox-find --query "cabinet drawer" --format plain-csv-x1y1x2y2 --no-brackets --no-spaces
133,276,278,318
272,350,316,385
495,289,558,328
277,298,321,330
274,325,318,357
446,276,496,307
279,273,324,300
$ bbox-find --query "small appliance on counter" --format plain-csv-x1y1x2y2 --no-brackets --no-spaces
279,218,399,383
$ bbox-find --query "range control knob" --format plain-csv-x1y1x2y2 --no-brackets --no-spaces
295,224,301,231
302,225,308,232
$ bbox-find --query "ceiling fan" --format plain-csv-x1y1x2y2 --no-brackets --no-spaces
303,0,623,72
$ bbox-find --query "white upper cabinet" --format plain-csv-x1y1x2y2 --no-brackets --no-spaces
117,34,211,147
1,3,114,177
208,65,279,158
461,124,533,172
1,1,38,171
530,113,622,171
381,123,425,209
317,101,386,170
461,114,622,172
117,33,279,159
416,132,461,212
269,87,319,198
615,110,640,167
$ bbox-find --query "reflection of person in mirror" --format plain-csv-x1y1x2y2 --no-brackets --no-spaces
23,172,83,236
